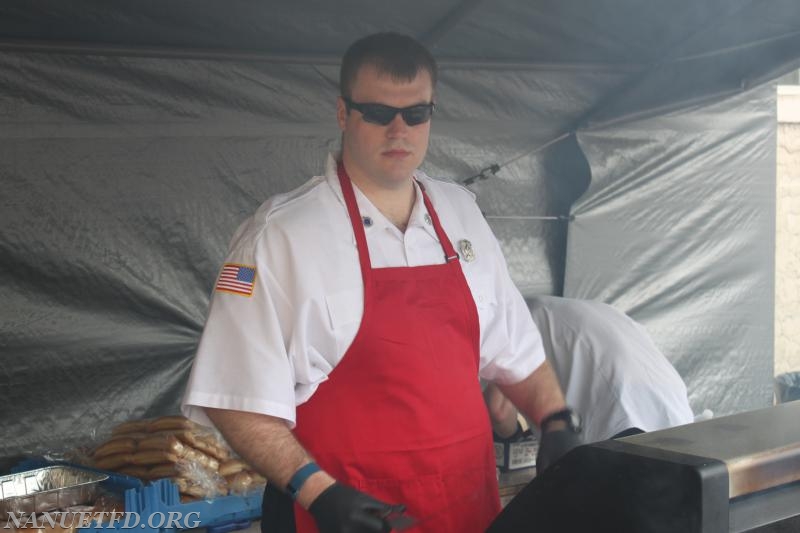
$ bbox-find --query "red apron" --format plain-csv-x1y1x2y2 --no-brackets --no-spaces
292,163,500,532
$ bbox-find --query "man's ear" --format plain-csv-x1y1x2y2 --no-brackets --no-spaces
336,97,347,131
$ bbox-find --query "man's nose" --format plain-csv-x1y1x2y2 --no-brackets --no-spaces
386,112,408,137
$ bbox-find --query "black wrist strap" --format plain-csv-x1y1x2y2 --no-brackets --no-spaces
539,408,579,433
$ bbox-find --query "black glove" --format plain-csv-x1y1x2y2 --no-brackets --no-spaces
535,409,583,475
308,482,402,533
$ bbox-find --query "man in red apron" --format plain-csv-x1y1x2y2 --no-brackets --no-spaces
185,32,581,532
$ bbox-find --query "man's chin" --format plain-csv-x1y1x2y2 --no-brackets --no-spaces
368,162,413,184
378,171,416,188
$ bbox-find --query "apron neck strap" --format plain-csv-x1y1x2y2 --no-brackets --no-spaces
336,162,461,268
337,161,373,275
416,181,460,263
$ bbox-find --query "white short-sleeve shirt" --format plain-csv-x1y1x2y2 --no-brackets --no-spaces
530,296,694,443
182,154,545,426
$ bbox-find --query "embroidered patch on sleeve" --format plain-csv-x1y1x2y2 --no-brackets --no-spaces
215,263,257,297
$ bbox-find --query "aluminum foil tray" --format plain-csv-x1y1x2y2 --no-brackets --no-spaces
0,466,108,516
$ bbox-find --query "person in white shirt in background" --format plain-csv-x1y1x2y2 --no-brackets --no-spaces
486,296,694,444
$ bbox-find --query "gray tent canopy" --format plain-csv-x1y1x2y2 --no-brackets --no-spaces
1,0,799,461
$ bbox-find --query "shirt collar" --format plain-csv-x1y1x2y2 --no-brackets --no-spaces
324,153,438,240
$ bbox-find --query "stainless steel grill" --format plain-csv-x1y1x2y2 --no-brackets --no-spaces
489,401,800,533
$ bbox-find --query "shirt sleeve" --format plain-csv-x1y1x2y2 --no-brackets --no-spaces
181,220,297,427
476,221,546,386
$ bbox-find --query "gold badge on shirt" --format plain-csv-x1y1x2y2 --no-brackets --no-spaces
459,239,476,263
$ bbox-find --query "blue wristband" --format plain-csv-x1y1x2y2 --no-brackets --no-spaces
286,462,321,500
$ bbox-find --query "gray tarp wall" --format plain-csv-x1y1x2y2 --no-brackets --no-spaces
2,0,800,461
567,87,777,413
0,51,777,460
0,52,607,458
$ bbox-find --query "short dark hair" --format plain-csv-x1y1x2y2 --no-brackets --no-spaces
340,32,438,99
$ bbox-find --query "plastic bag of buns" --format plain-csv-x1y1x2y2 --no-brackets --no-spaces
90,415,268,499
166,460,228,500
225,471,267,495
91,416,229,476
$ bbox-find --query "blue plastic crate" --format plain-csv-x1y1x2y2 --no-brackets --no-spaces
12,460,263,533
81,479,263,533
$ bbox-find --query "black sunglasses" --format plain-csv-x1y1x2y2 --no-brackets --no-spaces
343,98,435,126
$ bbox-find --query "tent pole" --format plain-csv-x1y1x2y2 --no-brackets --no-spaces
0,38,641,73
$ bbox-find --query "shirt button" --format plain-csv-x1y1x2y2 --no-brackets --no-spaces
424,213,432,225
362,216,373,227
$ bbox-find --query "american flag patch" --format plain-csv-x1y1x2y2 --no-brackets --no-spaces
215,263,257,297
